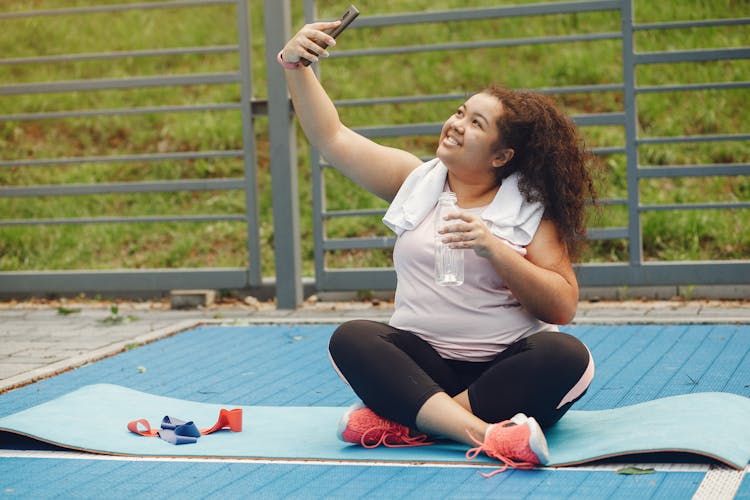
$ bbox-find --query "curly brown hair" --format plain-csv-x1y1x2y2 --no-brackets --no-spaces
481,84,597,260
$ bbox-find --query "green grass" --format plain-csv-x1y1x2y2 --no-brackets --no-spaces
0,0,748,277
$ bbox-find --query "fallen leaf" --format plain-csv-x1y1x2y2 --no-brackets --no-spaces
98,314,138,326
57,307,81,315
616,466,655,475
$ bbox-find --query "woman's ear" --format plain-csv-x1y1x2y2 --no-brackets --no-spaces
492,148,514,168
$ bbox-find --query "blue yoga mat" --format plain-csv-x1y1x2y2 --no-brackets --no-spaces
1,384,749,469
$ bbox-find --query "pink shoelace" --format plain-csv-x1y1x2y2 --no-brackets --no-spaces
465,430,536,477
359,423,433,449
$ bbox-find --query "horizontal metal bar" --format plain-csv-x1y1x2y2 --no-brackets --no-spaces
0,0,235,19
353,117,624,140
321,206,631,224
634,17,750,31
596,197,628,206
350,118,625,151
0,214,246,227
638,163,750,178
0,150,243,168
351,1,623,28
575,261,750,286
352,122,442,138
0,46,238,66
313,257,750,293
315,268,397,292
331,32,621,59
334,84,624,108
322,236,396,251
0,178,245,198
533,83,625,95
590,146,626,155
335,93,468,107
322,208,387,219
323,142,621,157
635,47,750,65
637,81,750,94
0,268,252,294
640,201,750,212
317,261,750,290
586,227,629,240
0,101,268,122
0,72,240,96
0,103,241,122
637,133,750,146
571,112,625,127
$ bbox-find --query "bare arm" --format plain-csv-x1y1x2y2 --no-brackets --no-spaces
502,219,579,324
441,215,579,325
280,22,422,201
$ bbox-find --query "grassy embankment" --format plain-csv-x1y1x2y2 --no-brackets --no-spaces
0,0,747,280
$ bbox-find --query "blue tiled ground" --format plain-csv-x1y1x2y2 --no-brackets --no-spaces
1,323,749,498
0,458,707,499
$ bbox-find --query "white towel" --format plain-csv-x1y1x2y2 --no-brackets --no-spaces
382,158,545,246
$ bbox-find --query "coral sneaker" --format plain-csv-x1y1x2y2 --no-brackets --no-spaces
466,413,550,476
337,402,432,448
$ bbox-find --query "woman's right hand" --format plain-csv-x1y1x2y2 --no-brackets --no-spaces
280,21,342,65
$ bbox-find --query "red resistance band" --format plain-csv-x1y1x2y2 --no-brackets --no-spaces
128,408,242,444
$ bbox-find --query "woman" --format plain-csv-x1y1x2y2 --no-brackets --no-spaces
278,19,597,473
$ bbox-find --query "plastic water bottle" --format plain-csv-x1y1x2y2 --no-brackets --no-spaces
435,192,464,286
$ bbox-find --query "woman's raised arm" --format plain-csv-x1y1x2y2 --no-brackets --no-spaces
279,22,422,201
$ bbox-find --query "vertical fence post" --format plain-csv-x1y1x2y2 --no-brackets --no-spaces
236,0,261,287
304,0,330,291
263,0,303,308
621,0,642,267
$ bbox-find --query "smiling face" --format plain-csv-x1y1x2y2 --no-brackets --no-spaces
436,92,512,180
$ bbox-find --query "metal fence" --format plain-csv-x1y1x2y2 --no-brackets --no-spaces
0,0,263,295
1,0,749,308
299,0,750,296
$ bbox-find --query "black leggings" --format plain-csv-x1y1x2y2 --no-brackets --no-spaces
328,320,593,429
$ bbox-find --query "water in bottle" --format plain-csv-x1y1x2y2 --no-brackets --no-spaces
435,192,464,286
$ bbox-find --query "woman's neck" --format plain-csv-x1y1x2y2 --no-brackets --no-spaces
446,174,500,208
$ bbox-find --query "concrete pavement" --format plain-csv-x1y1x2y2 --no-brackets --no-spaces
1,298,749,394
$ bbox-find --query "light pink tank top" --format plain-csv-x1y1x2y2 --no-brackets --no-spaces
389,203,558,361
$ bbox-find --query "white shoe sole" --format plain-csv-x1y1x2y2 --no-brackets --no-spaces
336,401,366,442
510,413,550,465
525,416,550,465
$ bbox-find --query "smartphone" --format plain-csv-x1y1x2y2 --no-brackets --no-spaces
300,5,360,67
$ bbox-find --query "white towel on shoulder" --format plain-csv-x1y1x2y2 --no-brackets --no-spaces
382,158,545,246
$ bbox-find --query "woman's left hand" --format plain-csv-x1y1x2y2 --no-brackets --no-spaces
440,212,578,324
438,212,496,259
